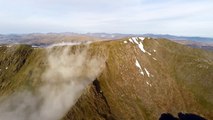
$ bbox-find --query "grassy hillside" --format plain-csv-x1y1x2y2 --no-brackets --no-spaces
0,45,43,95
0,37,212,120
65,38,213,120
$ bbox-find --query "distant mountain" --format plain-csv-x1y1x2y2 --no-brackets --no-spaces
1,33,213,43
142,34,213,43
0,33,105,46
83,33,213,43
174,40,213,51
0,33,213,51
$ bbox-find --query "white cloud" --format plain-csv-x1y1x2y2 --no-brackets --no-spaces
0,0,213,37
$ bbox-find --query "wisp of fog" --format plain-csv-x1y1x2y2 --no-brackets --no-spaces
0,45,106,120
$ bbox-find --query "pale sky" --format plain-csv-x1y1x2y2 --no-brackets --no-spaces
0,0,213,37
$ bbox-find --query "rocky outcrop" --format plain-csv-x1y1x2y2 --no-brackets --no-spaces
64,79,115,120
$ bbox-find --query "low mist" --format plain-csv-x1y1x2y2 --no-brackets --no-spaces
0,45,106,120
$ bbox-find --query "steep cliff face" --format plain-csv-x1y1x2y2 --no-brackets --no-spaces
64,38,213,120
0,37,212,120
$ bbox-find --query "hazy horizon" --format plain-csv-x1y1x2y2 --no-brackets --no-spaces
1,32,213,39
0,0,213,37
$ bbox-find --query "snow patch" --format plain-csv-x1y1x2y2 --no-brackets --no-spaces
146,81,152,87
144,68,150,77
139,37,145,41
153,58,157,61
140,71,144,75
153,49,156,52
128,38,133,43
135,60,142,70
129,37,152,56
5,67,8,70
147,52,152,56
138,42,146,53
135,60,144,76
132,37,139,44
124,41,128,44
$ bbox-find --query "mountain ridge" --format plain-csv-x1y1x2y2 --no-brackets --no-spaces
0,37,212,120
65,37,213,119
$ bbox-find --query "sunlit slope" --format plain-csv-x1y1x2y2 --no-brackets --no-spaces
65,38,213,120
0,37,212,120
0,45,45,95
